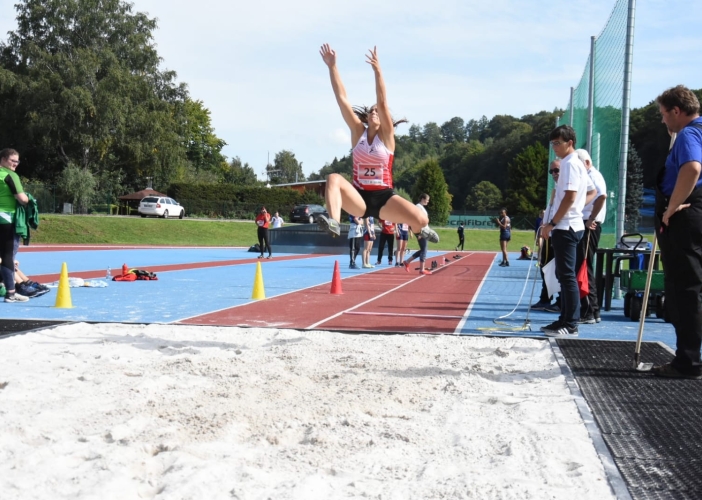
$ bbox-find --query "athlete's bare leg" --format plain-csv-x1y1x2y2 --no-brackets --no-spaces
378,195,428,232
325,173,366,221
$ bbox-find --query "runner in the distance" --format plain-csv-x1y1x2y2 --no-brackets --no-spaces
316,44,439,245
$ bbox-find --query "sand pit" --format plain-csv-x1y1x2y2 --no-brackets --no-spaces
0,324,616,499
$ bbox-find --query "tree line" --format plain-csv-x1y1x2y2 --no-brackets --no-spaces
0,0,696,219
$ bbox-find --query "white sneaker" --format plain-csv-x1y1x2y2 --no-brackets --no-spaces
420,226,440,243
5,292,29,303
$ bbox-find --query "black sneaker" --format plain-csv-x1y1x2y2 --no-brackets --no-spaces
544,304,561,313
504,261,510,267
16,282,38,298
349,262,358,269
498,261,506,267
540,320,564,332
544,324,579,338
578,316,596,325
531,300,551,311
317,215,341,237
27,280,50,292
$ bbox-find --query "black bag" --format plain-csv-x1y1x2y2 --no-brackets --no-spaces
248,243,261,253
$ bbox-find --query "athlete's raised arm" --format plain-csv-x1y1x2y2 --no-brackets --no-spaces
320,43,365,145
365,46,395,151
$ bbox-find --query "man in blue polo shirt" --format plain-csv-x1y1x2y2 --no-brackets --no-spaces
653,85,702,380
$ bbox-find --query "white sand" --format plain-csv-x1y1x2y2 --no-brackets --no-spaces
0,324,616,500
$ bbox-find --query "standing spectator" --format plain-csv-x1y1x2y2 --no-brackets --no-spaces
456,221,465,251
576,149,607,325
496,208,511,266
652,85,702,379
540,126,595,337
532,160,560,312
394,222,409,267
0,148,28,302
376,219,395,265
271,211,284,229
362,216,376,268
348,215,364,269
403,194,433,275
255,206,272,259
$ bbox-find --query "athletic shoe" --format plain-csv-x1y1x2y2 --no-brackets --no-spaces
540,320,563,332
419,226,440,243
651,363,702,380
16,282,38,298
388,260,393,266
544,304,561,313
375,261,382,266
498,261,506,267
27,280,49,292
266,255,272,259
362,264,372,269
257,255,264,259
4,292,29,303
504,261,510,267
317,215,340,237
544,325,579,338
349,262,358,269
403,262,410,273
394,262,401,267
530,300,551,311
421,269,432,275
594,313,601,324
578,316,597,325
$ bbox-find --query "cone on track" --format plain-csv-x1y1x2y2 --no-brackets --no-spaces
330,260,343,295
251,261,266,300
54,262,74,309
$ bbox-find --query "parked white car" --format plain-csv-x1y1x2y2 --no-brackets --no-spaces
138,196,185,219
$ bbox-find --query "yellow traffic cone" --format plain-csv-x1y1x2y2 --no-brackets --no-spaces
54,262,74,308
251,261,266,300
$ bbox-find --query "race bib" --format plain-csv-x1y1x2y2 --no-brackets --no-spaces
358,163,384,185
257,220,264,227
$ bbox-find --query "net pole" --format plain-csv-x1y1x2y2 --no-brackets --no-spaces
614,0,636,298
587,36,596,153
569,87,574,127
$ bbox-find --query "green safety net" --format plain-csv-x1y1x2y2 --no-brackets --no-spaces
549,0,629,234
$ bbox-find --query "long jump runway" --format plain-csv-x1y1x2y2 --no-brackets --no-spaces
2,245,678,345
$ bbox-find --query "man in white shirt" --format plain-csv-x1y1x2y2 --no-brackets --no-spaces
540,126,595,337
271,212,284,229
575,149,607,325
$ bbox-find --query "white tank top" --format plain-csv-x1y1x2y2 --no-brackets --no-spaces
352,130,394,191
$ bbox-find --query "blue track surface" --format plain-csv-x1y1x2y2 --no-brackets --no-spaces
4,247,678,348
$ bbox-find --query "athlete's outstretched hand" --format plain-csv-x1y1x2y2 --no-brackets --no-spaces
366,46,381,72
320,43,336,67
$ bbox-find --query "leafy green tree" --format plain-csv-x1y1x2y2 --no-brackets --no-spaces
465,181,503,211
268,150,305,184
0,0,193,191
441,117,466,143
625,141,644,232
221,157,259,185
308,154,352,181
411,158,452,225
58,163,97,214
504,142,549,216
183,99,227,173
421,122,443,150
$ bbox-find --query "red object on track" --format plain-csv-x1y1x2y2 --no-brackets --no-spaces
330,261,343,295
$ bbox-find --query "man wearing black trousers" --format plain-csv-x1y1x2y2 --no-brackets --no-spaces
376,219,395,265
455,221,465,251
653,85,702,379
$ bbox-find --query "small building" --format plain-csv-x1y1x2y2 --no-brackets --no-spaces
118,188,167,215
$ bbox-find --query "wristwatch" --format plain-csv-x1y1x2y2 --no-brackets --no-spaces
549,219,558,226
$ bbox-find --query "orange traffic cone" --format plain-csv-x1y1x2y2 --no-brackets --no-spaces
330,260,343,295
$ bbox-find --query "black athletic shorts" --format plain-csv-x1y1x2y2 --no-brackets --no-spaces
358,188,396,219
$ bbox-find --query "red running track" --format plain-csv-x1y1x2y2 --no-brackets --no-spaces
179,253,493,334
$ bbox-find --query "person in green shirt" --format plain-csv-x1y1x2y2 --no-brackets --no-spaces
0,148,29,302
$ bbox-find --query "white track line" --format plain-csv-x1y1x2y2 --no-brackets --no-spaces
453,253,495,334
345,311,464,319
307,252,474,330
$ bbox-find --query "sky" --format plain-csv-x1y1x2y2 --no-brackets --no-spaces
1,0,701,180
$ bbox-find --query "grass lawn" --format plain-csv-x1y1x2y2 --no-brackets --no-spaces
33,214,620,252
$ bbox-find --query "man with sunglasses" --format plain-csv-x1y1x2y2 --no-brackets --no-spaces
0,148,29,302
532,160,561,311
575,149,607,325
540,127,595,337
652,85,702,379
